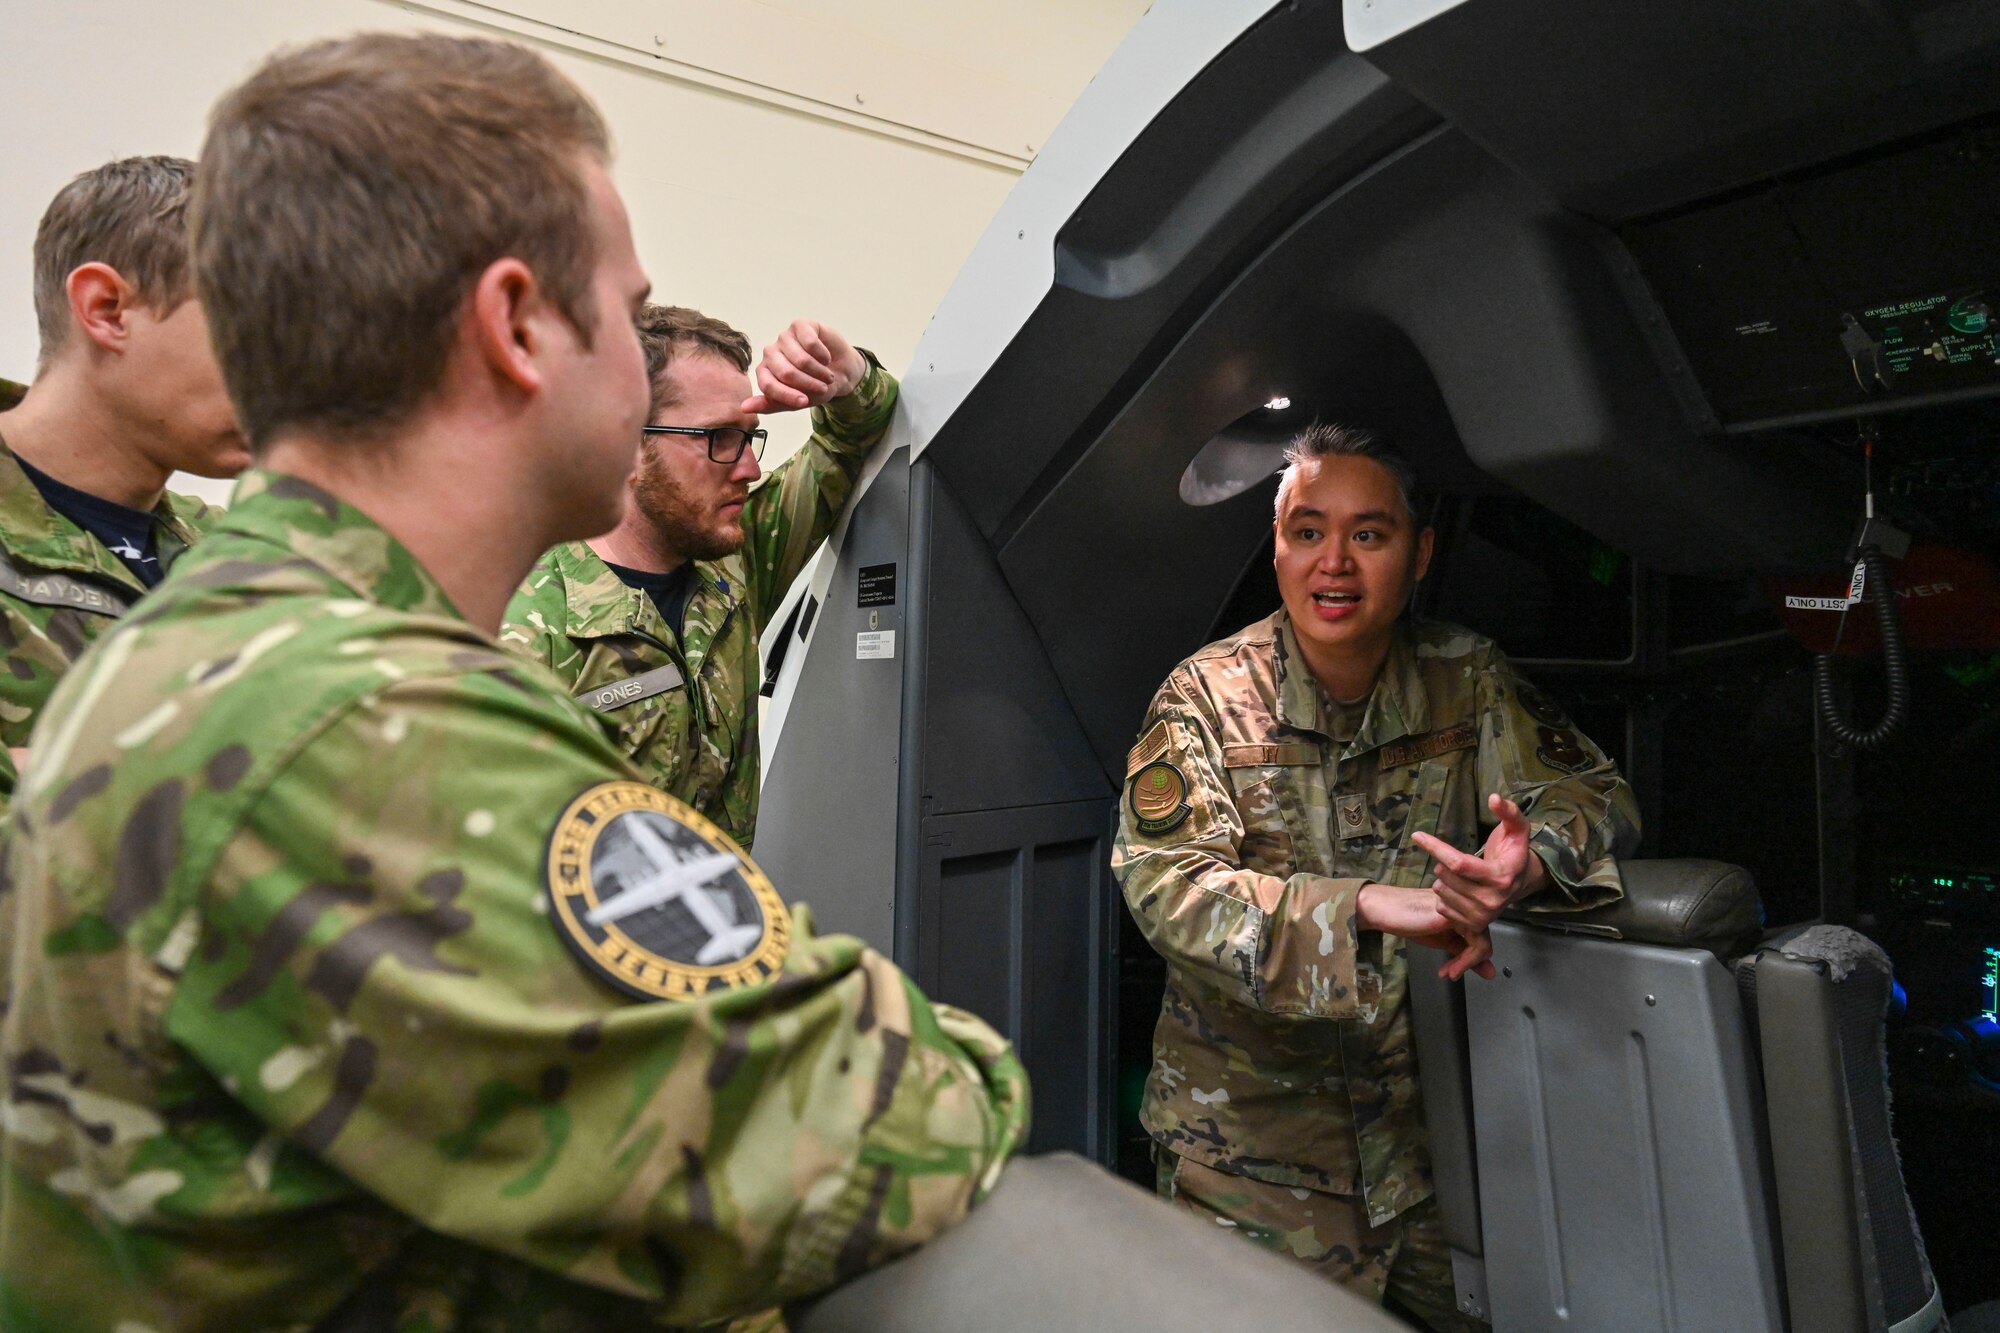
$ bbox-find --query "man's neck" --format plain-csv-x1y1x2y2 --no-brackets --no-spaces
263,419,561,636
587,511,684,577
1296,631,1391,707
0,364,171,511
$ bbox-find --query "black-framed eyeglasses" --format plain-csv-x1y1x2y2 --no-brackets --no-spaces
642,424,768,464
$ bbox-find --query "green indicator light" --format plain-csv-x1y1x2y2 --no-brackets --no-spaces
1588,548,1623,588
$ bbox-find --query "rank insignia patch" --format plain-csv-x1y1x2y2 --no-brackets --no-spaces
1129,760,1192,835
545,782,789,1001
1336,792,1369,840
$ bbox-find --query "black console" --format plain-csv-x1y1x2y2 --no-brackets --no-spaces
1625,120,2000,427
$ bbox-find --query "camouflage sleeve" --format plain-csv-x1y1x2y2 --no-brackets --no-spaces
1111,677,1368,1019
1473,651,1642,910
738,357,897,631
164,489,220,532
165,670,1027,1323
499,562,587,688
0,598,67,809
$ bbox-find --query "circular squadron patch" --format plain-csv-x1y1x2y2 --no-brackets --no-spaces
1129,760,1192,835
545,782,789,1001
1534,724,1592,775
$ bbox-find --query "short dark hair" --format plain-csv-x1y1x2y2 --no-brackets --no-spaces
192,33,612,449
637,305,752,417
1274,422,1420,521
33,156,197,367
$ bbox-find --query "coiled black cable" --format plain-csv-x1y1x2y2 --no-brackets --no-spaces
1813,545,1910,750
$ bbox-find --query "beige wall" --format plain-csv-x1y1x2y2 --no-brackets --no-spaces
0,0,1150,503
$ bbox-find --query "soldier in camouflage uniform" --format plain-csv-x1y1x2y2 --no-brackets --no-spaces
1116,425,1639,1331
503,307,890,848
0,157,249,806
0,34,1026,1332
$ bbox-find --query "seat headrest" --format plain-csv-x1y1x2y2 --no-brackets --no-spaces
1749,922,1892,983
1505,858,1765,959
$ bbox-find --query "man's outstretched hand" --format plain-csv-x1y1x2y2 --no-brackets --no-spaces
741,318,868,414
1356,882,1496,981
1411,793,1550,937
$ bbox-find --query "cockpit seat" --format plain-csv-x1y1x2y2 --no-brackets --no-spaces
1734,924,1942,1333
1411,858,1946,1332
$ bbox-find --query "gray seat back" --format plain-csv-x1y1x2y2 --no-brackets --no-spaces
791,1153,1411,1333
1735,927,1943,1333
1464,913,1785,1331
1412,858,1778,1330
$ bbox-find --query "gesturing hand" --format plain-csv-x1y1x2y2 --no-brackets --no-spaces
1410,926,1496,982
741,319,868,414
1356,883,1496,981
1410,793,1549,936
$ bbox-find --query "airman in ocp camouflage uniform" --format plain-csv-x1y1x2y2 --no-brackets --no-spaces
502,315,893,849
0,472,1027,1331
1117,426,1638,1330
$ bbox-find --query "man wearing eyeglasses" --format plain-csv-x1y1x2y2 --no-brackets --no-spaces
503,304,891,849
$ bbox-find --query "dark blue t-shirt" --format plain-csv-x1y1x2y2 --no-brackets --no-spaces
604,559,698,640
14,455,166,587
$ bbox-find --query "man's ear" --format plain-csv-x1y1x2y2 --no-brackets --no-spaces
65,263,135,355
468,258,545,395
1414,525,1436,583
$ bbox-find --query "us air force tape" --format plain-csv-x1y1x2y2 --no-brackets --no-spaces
545,782,789,1001
1129,760,1192,835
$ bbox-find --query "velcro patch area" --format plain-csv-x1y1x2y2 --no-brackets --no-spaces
1221,742,1320,768
1377,724,1477,769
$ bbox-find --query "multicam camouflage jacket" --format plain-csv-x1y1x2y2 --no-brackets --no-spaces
1114,612,1639,1226
0,390,212,810
0,470,1028,1333
502,361,897,849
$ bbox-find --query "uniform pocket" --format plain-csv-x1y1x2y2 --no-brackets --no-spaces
1223,743,1323,877
1341,757,1453,886
1404,760,1450,841
1235,777,1297,874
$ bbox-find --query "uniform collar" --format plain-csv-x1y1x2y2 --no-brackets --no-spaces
551,539,741,643
210,469,462,618
1273,611,1430,752
0,429,201,594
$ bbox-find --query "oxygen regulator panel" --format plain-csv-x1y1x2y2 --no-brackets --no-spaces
1624,117,2000,429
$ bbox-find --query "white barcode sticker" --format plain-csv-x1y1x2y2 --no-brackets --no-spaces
856,631,896,660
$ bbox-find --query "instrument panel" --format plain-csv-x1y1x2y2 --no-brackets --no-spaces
1626,119,2000,427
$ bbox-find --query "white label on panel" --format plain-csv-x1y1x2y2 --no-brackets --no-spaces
856,631,897,660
